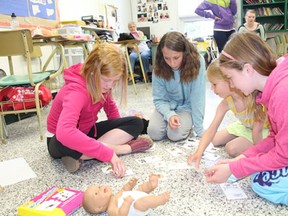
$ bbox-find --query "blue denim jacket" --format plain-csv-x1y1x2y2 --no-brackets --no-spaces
152,55,206,136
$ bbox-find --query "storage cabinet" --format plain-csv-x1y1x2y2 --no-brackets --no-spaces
241,0,288,32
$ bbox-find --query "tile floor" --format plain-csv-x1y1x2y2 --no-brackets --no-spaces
0,82,287,216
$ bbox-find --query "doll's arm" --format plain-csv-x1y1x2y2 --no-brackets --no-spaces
107,191,134,216
121,177,138,191
134,192,170,212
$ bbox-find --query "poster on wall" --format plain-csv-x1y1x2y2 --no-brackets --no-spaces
0,0,29,17
29,0,57,20
137,0,170,23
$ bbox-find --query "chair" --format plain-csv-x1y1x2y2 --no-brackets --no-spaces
274,35,285,57
0,29,65,144
281,34,288,55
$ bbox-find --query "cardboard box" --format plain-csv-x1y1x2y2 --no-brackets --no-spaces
18,187,84,216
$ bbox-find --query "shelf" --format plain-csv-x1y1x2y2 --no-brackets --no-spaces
241,0,288,32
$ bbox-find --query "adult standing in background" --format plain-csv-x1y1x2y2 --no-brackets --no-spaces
147,32,206,142
238,9,266,41
195,0,237,53
128,21,151,82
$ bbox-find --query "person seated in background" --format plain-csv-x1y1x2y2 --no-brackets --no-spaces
128,21,151,82
238,9,266,41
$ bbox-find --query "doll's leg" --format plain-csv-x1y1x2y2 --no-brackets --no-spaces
121,177,138,191
137,174,161,193
134,192,170,212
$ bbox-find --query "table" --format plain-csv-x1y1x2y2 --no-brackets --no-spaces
150,42,158,66
32,35,92,68
81,25,117,42
112,39,148,94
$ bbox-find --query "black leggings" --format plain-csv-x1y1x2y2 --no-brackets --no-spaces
47,116,144,160
213,30,235,53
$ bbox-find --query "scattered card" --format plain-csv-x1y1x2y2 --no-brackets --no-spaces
166,147,185,157
220,182,248,200
135,156,162,165
176,141,197,150
202,152,220,161
101,165,134,176
205,143,220,153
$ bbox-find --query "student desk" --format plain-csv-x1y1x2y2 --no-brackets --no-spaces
32,35,91,68
112,39,148,94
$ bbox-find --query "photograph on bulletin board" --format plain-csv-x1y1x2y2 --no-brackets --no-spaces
137,0,170,23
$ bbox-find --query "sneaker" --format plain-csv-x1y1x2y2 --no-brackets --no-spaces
61,156,81,173
127,135,153,153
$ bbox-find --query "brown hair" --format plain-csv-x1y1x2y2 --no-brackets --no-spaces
154,31,200,83
81,43,127,105
218,32,276,75
219,32,274,121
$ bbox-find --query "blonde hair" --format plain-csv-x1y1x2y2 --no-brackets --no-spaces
81,43,127,105
206,59,228,82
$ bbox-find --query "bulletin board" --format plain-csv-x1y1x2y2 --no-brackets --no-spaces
137,0,170,23
0,0,60,29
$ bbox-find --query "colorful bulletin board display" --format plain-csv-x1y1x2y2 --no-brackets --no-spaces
137,0,170,23
0,0,60,29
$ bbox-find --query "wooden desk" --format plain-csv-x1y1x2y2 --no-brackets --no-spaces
32,35,91,68
151,43,158,67
112,39,148,94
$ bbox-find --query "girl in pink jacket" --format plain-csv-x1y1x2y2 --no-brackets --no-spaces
205,32,288,205
47,44,152,176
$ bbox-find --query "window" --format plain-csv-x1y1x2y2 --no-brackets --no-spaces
184,20,214,40
178,0,214,40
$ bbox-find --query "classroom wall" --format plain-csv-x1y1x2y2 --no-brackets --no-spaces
129,0,243,40
58,0,132,35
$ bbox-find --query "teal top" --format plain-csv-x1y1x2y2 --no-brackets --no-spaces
151,55,206,136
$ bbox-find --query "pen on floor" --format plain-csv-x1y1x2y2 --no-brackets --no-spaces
227,174,246,183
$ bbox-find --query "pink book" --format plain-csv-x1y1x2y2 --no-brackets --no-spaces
18,186,84,216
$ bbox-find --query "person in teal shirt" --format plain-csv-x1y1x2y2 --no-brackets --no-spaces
147,32,206,142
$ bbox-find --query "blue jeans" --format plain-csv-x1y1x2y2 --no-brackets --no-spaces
147,109,192,141
129,50,151,73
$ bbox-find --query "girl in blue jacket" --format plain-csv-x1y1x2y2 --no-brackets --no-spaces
147,32,206,142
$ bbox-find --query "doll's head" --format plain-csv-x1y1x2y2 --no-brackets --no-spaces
82,185,113,214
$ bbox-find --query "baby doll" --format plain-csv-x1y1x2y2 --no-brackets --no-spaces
82,174,170,216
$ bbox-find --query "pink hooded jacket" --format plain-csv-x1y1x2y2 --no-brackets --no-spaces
47,63,120,162
230,54,288,178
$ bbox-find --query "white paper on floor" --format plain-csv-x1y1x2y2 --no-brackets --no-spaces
0,157,37,187
220,182,248,200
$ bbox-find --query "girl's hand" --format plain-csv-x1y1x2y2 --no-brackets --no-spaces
169,115,181,129
110,153,126,178
217,154,246,165
205,164,231,183
187,151,202,170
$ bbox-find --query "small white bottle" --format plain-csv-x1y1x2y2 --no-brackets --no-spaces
10,13,20,29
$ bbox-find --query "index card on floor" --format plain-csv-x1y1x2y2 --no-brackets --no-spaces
135,156,162,165
220,182,248,200
0,157,36,187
